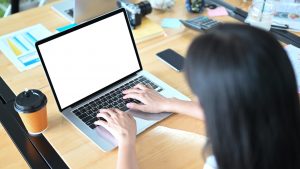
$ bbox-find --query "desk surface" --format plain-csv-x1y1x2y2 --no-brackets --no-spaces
1,0,291,168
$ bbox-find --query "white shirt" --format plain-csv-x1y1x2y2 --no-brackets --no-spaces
203,156,218,169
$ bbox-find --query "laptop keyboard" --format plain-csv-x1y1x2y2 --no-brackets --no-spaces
72,76,163,129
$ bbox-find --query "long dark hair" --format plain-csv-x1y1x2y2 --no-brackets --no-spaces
185,24,300,169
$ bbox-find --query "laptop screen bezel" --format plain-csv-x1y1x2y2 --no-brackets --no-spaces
35,8,143,112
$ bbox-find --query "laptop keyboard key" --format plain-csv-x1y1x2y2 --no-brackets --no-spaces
78,113,87,119
86,110,92,115
82,115,93,122
133,99,141,104
92,112,98,117
86,117,98,125
120,106,128,111
89,124,97,129
73,109,80,115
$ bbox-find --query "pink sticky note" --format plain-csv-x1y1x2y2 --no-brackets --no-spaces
207,7,229,17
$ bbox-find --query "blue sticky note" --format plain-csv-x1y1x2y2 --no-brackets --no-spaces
56,23,78,32
161,18,182,29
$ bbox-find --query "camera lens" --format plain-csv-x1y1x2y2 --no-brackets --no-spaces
137,1,152,16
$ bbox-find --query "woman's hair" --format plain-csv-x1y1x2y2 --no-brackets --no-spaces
185,24,300,169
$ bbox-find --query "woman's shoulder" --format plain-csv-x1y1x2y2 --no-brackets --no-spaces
203,155,218,169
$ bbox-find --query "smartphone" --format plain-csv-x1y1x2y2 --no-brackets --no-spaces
156,49,185,72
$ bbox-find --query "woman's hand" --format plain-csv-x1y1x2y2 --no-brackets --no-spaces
94,108,136,146
95,109,139,169
122,84,170,113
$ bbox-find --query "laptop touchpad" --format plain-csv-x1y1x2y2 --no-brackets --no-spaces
94,126,117,147
127,109,171,121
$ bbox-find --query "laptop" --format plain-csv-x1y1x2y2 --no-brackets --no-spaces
52,0,117,23
35,8,189,152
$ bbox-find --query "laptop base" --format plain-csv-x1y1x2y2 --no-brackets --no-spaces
62,71,190,152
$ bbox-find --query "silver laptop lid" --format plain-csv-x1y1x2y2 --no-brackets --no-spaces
36,9,142,112
75,0,117,23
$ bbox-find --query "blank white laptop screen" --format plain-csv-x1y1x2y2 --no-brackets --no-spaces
38,12,141,109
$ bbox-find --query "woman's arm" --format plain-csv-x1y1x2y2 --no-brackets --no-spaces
94,109,139,169
123,84,204,120
117,142,138,169
164,98,204,120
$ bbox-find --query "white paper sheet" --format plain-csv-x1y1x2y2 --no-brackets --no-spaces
0,24,52,72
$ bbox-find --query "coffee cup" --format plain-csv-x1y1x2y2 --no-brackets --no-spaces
14,89,48,135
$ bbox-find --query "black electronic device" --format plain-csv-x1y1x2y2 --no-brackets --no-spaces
156,49,185,72
117,0,152,28
180,16,221,32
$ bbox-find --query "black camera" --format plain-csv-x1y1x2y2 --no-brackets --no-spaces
117,0,152,28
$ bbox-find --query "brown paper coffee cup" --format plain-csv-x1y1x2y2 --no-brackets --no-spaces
14,89,48,135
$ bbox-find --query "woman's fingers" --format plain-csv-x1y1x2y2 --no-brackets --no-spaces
94,119,107,126
97,111,113,122
94,119,115,136
101,109,118,118
126,103,147,112
112,108,126,115
95,108,137,145
133,83,148,90
98,108,127,119
122,88,143,94
123,93,146,103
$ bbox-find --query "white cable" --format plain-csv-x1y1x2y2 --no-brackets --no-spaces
39,0,47,7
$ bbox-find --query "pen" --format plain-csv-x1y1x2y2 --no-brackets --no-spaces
259,0,266,22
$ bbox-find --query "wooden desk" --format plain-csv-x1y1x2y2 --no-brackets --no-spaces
0,1,268,168
0,123,29,168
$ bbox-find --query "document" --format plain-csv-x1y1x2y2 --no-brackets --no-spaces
285,44,300,92
0,24,52,72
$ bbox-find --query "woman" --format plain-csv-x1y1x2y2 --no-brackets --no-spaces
94,24,300,169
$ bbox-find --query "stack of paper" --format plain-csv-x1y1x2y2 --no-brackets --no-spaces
0,24,52,71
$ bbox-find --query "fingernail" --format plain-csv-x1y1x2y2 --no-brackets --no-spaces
126,103,131,108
